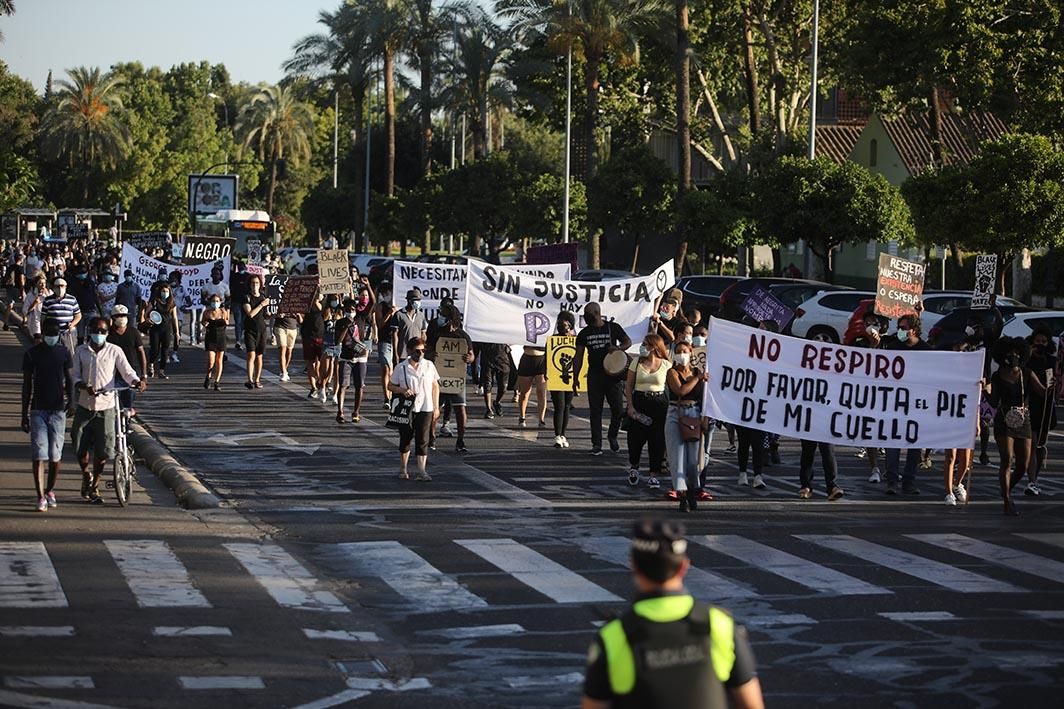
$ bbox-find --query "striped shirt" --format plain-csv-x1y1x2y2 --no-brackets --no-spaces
42,294,81,331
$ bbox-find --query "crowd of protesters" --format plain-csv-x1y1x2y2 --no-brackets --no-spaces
3,234,1058,516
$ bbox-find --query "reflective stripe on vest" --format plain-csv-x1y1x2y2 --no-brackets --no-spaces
600,596,736,695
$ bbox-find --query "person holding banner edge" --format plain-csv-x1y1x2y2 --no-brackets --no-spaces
882,313,930,496
665,339,710,511
574,302,632,456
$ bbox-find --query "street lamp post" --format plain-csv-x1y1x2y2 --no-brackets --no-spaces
562,1,573,244
208,92,229,173
804,0,820,278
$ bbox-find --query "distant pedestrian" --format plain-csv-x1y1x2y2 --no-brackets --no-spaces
201,293,229,390
625,334,670,489
551,312,577,448
986,337,1044,516
574,302,632,456
241,273,268,389
665,340,709,511
373,281,397,407
21,318,74,512
42,276,81,357
334,298,370,423
389,336,440,482
882,313,930,495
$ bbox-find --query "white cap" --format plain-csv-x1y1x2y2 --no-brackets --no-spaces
111,304,129,316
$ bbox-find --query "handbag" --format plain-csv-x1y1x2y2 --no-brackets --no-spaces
1004,374,1029,429
678,415,702,442
340,323,369,360
386,369,414,429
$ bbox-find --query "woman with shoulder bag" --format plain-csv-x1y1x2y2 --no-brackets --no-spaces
388,337,440,482
624,334,670,490
986,337,1046,516
334,298,371,424
665,341,710,512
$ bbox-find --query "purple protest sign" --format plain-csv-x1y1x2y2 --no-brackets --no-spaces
741,285,795,330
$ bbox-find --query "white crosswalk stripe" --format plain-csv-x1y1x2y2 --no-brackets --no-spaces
0,542,68,608
798,535,1025,593
1017,532,1064,550
696,535,890,596
104,540,210,608
911,534,1064,584
224,543,349,613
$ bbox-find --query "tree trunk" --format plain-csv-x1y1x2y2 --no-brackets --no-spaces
384,48,396,198
741,5,761,137
352,85,366,239
673,0,693,278
267,155,278,215
419,47,433,178
928,85,946,166
584,52,601,181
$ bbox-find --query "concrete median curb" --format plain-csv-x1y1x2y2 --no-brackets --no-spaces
128,421,222,509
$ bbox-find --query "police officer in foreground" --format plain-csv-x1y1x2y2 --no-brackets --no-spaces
582,520,764,709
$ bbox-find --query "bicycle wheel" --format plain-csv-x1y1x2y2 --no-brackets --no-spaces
113,450,132,507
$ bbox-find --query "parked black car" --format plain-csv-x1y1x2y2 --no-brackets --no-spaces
674,275,747,323
716,277,850,331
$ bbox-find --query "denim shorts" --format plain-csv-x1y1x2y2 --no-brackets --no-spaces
30,410,66,462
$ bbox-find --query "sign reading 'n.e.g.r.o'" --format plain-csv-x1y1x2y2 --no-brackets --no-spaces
183,236,235,265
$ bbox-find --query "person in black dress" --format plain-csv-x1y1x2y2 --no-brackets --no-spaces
1025,327,1057,496
201,293,229,390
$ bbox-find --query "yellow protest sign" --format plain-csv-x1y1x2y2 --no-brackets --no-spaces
436,337,468,395
547,335,589,392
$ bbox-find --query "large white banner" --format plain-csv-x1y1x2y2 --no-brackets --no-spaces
701,317,983,449
393,260,572,321
121,243,231,302
465,260,674,347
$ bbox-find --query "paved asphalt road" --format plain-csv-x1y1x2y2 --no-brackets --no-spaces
2,331,1063,708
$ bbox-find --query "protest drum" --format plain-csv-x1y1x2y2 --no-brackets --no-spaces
603,350,630,377
148,310,164,325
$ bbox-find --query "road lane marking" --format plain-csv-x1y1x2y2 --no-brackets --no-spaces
153,626,232,637
1019,610,1064,620
1017,532,1064,549
4,677,94,689
330,541,488,612
178,676,265,690
878,611,957,622
575,535,753,599
224,543,349,613
0,689,119,709
505,672,584,688
302,628,381,642
290,689,372,708
0,542,67,608
456,538,622,604
0,626,75,637
345,677,431,692
797,535,1025,593
104,540,209,608
420,624,526,639
744,614,817,626
911,534,1064,585
698,535,890,596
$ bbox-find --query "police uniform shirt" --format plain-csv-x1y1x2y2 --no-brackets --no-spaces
583,590,758,705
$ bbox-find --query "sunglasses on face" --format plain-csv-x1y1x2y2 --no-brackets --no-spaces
91,329,108,335
413,349,426,354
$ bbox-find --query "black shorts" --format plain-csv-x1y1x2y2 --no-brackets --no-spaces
400,411,433,456
338,360,367,389
243,329,267,355
517,354,546,377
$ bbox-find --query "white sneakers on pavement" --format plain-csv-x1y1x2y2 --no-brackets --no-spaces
953,484,968,503
751,474,766,489
737,472,749,486
36,497,48,512
627,468,640,486
944,492,957,506
868,467,882,483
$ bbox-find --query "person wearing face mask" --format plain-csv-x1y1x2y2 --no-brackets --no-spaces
42,276,82,358
71,317,146,504
230,263,248,351
389,288,429,366
574,302,633,456
21,275,51,341
242,274,269,389
550,312,578,448
389,336,441,482
201,294,230,390
650,297,684,346
1023,328,1057,497
106,305,147,412
426,306,475,452
736,321,778,490
665,340,711,511
115,269,140,317
373,281,398,407
881,313,930,495
21,318,74,512
319,293,343,402
96,270,118,317
334,298,372,423
624,334,670,489
985,337,1045,516
301,291,328,399
143,281,178,379
68,266,101,345
852,312,887,483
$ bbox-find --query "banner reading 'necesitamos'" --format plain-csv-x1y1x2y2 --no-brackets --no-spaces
393,260,572,321
465,259,674,347
701,317,983,449
121,242,231,302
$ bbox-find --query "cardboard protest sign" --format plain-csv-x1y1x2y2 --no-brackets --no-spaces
971,255,997,310
435,337,469,395
265,273,288,318
741,285,794,330
874,253,926,319
183,236,235,265
126,231,171,252
317,248,350,295
120,243,230,302
277,275,319,314
691,345,707,373
465,259,674,348
392,260,573,321
546,335,588,392
702,317,983,449
247,239,263,266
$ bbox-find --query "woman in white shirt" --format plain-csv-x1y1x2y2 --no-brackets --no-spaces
388,336,440,482
21,275,50,340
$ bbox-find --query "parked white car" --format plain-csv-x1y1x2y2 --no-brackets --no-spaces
790,290,876,342
1001,311,1064,339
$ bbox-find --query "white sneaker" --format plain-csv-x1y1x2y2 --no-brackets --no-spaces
561,436,570,449
646,476,661,489
944,492,957,506
953,484,968,503
554,435,564,448
868,467,882,483
855,448,867,459
280,372,290,382
330,391,338,404
46,492,57,508
737,472,749,486
170,352,180,363
308,388,318,400
1024,482,1041,497
439,423,453,438
320,388,330,402
752,474,766,489
36,497,48,512
627,469,640,486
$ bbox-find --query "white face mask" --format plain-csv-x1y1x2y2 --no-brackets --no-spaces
897,329,910,342
639,345,650,358
965,325,976,337
673,353,691,367
692,335,706,347
682,334,693,344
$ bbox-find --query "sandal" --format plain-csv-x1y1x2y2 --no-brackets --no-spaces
351,414,361,423
335,414,345,424
254,381,263,389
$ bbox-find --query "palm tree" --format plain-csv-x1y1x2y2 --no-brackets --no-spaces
0,0,14,42
39,66,130,201
236,85,315,215
443,7,514,160
404,0,449,179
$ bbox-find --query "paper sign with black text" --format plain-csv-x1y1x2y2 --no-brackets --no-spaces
741,285,795,329
701,317,982,449
182,236,235,265
971,255,997,310
265,273,288,318
126,232,171,252
120,243,230,302
435,337,469,395
317,249,350,295
393,260,573,321
874,253,926,319
546,335,589,392
277,275,319,314
465,260,674,348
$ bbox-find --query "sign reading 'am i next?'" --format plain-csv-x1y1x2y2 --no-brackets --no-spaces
435,337,469,395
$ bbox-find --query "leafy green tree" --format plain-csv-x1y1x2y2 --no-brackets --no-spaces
0,60,41,210
237,85,315,215
755,156,915,282
39,67,131,202
512,171,588,245
432,153,517,259
675,169,759,273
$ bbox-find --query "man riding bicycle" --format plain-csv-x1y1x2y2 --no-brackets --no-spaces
71,316,146,504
